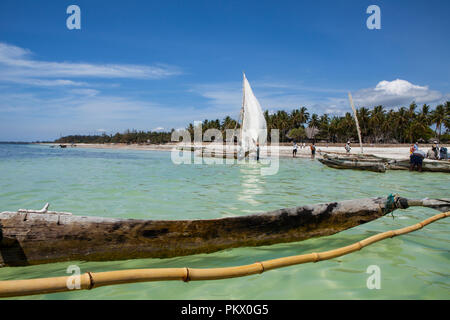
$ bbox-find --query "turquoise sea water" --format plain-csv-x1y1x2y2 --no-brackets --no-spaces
0,143,449,299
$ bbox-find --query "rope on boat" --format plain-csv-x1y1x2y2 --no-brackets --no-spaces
384,193,407,218
0,211,448,298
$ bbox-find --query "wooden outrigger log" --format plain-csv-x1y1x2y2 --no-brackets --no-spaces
1,197,449,267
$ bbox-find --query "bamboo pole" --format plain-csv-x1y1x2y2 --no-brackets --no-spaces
1,211,448,298
348,92,364,154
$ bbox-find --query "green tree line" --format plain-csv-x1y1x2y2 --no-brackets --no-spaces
55,101,449,144
55,129,174,144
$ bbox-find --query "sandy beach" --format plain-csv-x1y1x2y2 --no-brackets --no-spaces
40,142,448,160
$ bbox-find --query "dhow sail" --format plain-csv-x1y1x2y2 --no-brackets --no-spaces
239,73,267,157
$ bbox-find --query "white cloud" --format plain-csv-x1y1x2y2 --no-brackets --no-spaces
0,90,208,140
0,42,182,87
3,77,87,87
351,79,443,108
190,82,241,109
70,88,100,97
190,78,448,119
190,81,342,117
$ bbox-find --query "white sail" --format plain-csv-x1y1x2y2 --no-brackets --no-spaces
240,74,267,153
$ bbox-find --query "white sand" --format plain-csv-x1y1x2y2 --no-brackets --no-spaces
41,142,433,160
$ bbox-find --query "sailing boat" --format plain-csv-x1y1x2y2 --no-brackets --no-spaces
237,73,267,159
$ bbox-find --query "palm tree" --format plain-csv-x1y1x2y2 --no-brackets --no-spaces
420,104,431,125
381,110,395,142
341,112,356,141
287,127,306,141
299,107,310,124
290,109,302,128
222,116,236,130
176,100,448,144
369,105,386,142
431,104,446,142
408,102,417,120
319,114,330,141
443,101,450,134
308,113,319,128
273,110,290,142
394,107,409,143
357,107,370,141
329,116,341,142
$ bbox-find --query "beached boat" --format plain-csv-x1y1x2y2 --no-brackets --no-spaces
1,196,448,267
318,157,386,172
386,158,450,173
320,94,450,173
319,153,450,173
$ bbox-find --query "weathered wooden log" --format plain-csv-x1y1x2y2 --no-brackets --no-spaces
1,197,448,267
318,158,386,172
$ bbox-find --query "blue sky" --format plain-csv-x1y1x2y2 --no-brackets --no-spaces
0,0,449,141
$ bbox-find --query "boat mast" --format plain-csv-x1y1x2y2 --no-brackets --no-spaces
240,72,246,140
348,92,364,154
234,72,245,144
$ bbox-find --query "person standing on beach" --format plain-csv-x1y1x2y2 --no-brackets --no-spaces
293,142,298,158
410,144,415,155
256,142,260,161
310,142,316,159
431,141,440,159
345,141,351,153
410,144,425,172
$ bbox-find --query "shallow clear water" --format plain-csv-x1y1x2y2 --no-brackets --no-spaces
0,144,449,299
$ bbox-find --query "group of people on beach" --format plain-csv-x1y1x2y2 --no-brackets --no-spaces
291,140,448,171
409,141,448,172
292,142,316,158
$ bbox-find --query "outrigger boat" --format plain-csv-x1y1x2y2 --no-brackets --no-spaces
318,93,450,173
318,156,386,172
1,196,449,267
176,74,266,160
318,153,450,173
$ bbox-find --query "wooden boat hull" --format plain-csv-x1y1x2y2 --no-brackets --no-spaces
386,159,450,173
318,158,386,172
320,153,450,173
1,197,448,267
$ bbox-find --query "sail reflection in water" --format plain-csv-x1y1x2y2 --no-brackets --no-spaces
238,164,266,210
